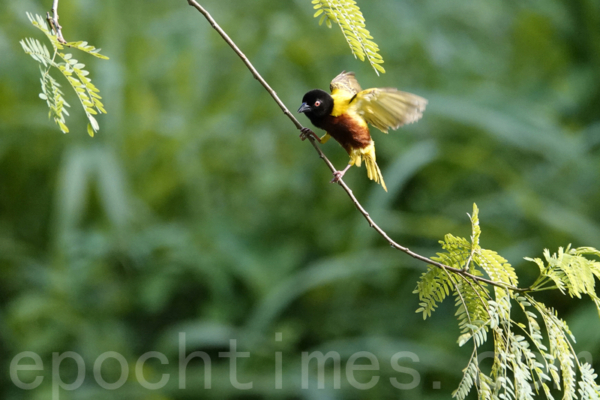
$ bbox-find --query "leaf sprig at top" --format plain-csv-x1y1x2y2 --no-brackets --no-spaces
20,12,108,136
413,204,600,400
312,0,385,75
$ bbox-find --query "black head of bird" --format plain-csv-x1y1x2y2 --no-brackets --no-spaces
298,89,334,123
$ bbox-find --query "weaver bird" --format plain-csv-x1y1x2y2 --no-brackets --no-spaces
298,71,427,191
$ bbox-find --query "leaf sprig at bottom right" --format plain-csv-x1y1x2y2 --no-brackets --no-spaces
414,204,600,400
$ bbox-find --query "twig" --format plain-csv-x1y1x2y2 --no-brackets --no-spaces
186,0,529,294
47,0,66,44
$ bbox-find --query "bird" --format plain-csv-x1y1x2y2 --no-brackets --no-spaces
298,71,427,191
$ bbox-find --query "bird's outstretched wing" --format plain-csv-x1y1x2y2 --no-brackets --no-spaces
353,88,427,133
330,71,362,95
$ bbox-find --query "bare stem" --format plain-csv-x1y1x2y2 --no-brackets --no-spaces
186,0,529,294
47,0,66,44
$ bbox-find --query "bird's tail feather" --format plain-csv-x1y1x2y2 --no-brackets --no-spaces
363,150,387,192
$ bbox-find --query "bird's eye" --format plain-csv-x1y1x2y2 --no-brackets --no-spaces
315,100,321,107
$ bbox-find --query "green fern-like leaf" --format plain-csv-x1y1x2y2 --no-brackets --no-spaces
527,245,600,316
467,204,519,298
64,40,109,60
21,12,108,136
453,275,490,347
26,12,63,50
479,250,518,288
579,363,600,400
506,330,537,400
478,373,494,400
413,266,453,319
56,54,105,136
491,333,514,400
515,296,556,399
436,234,471,269
469,203,482,249
452,354,479,400
531,301,581,400
476,249,517,319
20,37,53,67
311,0,385,75
40,68,71,133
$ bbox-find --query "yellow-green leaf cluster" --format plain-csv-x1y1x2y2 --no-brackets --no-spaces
527,245,600,316
21,12,108,136
414,203,600,400
311,0,385,75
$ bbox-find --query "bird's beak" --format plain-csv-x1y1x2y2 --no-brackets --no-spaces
297,103,311,113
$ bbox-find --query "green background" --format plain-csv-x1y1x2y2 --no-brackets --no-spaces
1,0,599,398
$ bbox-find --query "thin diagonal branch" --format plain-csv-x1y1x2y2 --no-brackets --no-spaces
186,0,529,294
47,0,66,44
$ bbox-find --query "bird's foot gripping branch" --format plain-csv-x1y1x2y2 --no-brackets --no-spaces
299,127,321,142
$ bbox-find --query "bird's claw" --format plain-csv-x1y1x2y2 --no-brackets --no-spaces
299,127,314,141
331,170,345,183
330,164,352,183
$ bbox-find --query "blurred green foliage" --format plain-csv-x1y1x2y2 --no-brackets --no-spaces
1,0,599,399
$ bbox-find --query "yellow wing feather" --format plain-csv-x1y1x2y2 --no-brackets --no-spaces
329,71,427,132
354,88,427,133
330,71,362,95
